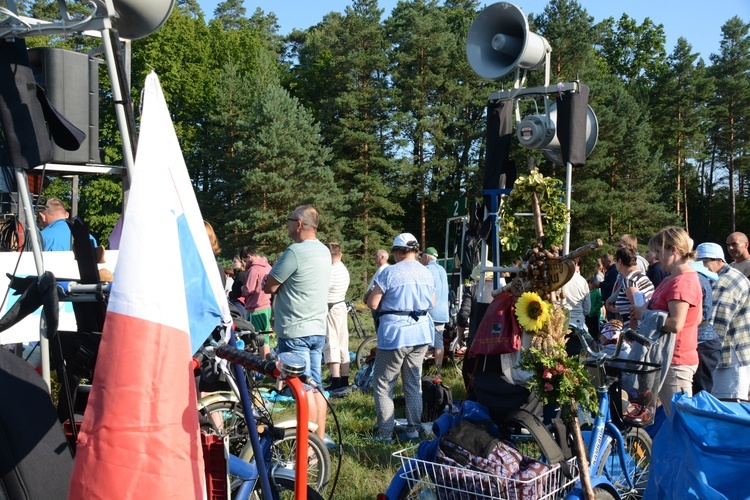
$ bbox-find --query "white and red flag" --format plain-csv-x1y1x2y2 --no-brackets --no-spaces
68,72,231,499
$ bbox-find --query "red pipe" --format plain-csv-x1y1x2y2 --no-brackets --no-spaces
285,376,308,500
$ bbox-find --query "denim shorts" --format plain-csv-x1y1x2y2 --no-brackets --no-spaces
277,335,326,387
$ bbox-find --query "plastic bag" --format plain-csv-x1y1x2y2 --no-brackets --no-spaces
645,391,750,499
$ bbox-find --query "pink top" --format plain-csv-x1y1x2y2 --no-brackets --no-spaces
243,257,272,313
648,271,701,365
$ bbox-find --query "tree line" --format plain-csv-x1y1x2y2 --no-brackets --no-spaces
21,0,750,297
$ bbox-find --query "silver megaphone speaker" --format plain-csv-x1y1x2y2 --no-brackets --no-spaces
466,2,550,80
95,0,175,40
516,101,599,166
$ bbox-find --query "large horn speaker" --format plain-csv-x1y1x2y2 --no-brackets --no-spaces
105,0,175,40
466,2,550,80
516,102,599,166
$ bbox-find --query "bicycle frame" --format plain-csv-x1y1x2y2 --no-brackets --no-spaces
582,378,637,495
347,300,367,338
216,337,310,500
568,327,645,499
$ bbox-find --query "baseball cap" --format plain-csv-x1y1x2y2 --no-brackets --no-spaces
423,247,439,258
392,233,419,249
696,242,725,261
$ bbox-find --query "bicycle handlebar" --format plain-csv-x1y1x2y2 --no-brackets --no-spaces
622,327,653,347
215,345,279,378
572,326,628,364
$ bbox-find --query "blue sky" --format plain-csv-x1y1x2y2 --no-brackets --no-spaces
197,0,749,61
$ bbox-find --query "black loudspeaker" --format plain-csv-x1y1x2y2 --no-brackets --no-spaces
27,48,101,165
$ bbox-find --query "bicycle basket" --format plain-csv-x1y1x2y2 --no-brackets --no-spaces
393,445,578,500
593,359,661,427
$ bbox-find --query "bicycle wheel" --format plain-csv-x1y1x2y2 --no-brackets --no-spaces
270,430,331,493
356,335,378,369
597,427,652,499
449,337,466,371
200,399,247,457
250,477,324,500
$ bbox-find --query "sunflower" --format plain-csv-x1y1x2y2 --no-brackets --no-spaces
515,292,551,332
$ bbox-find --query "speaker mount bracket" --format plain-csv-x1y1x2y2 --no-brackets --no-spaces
489,81,579,103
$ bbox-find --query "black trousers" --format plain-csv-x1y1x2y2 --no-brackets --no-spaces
693,338,722,394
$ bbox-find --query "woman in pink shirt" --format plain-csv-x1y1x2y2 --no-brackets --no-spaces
634,226,702,415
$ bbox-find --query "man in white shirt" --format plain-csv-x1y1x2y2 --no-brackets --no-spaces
727,232,750,279
562,257,590,332
324,243,351,393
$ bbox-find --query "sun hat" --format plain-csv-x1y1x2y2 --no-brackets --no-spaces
392,233,419,249
695,242,725,262
423,247,439,258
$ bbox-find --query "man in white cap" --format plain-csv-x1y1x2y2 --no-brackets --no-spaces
696,242,750,401
367,233,435,443
420,247,449,374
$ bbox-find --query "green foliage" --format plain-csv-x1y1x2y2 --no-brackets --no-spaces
518,346,598,419
224,82,342,257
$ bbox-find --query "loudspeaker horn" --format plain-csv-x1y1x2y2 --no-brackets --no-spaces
516,102,599,166
466,2,550,80
96,0,175,40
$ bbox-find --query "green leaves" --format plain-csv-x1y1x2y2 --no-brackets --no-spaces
518,346,597,416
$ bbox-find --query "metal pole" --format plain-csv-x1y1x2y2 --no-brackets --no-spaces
101,28,135,178
14,169,50,388
563,161,572,255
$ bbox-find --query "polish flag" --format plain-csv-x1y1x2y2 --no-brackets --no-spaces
68,72,231,499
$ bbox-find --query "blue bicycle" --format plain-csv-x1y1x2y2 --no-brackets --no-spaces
567,327,656,500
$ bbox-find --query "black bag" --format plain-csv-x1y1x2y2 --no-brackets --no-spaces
0,348,73,499
422,376,453,422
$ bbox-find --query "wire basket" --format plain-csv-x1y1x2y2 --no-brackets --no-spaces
393,446,579,500
586,358,661,427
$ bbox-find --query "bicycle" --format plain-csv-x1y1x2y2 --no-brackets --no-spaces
379,405,580,499
567,327,657,500
197,335,331,498
213,343,326,500
347,300,368,339
355,325,465,372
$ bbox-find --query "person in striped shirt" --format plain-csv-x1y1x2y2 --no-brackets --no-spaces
613,247,654,327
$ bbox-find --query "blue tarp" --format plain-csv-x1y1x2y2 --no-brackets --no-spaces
645,391,750,500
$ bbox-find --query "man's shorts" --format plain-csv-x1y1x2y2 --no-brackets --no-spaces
324,304,349,364
712,345,750,400
248,307,272,345
433,323,445,349
277,335,325,387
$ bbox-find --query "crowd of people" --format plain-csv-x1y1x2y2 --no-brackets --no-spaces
217,206,452,445
209,204,750,443
575,229,750,413
39,198,750,438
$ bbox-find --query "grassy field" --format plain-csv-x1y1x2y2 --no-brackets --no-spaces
269,306,467,499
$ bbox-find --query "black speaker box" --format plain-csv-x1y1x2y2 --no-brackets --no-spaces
27,47,101,165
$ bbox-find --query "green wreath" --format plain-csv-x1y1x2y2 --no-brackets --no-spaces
497,169,568,254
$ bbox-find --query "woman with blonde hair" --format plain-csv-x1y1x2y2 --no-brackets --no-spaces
633,226,702,414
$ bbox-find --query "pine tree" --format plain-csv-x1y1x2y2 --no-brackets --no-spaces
650,38,713,231
386,0,454,246
226,83,343,257
708,17,750,232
